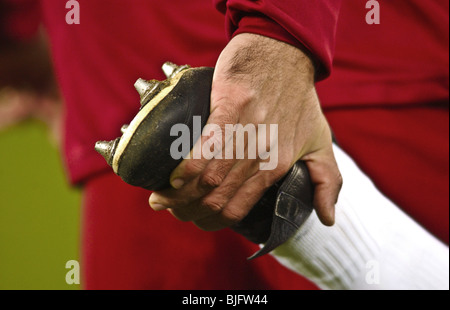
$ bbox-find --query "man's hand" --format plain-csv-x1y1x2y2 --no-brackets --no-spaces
149,33,342,230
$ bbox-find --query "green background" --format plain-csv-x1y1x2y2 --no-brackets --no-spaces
0,121,81,290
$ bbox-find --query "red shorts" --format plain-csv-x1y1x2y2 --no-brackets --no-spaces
82,172,317,289
81,102,448,289
325,102,449,245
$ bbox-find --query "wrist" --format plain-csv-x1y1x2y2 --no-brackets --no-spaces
230,16,322,81
219,33,315,86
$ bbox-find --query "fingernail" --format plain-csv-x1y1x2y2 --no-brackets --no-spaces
149,193,167,211
171,178,184,189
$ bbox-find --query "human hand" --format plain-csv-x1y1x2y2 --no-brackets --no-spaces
149,33,342,230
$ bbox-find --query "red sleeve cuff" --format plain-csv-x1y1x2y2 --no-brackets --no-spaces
231,15,328,81
214,0,341,81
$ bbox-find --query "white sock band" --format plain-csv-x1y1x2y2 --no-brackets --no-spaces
271,145,449,290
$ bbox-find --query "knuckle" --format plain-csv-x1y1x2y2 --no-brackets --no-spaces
335,173,343,204
275,160,292,175
211,95,245,119
258,170,281,189
283,153,297,168
198,172,223,189
336,172,344,189
199,197,224,214
184,160,204,176
327,167,344,188
263,161,291,184
214,160,233,176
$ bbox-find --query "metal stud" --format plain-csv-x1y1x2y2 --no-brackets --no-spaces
134,78,161,106
162,62,179,79
134,78,152,97
162,61,190,79
95,139,118,166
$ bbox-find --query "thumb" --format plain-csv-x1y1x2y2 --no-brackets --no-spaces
304,146,343,226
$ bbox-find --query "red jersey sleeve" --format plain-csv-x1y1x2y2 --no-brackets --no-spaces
214,0,341,80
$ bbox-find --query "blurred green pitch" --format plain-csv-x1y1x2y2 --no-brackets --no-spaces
0,121,81,290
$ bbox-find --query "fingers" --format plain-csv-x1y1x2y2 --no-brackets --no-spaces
304,146,343,226
150,101,250,213
168,175,242,225
194,172,274,231
168,102,240,188
150,158,260,224
172,169,273,231
149,158,236,211
147,34,342,232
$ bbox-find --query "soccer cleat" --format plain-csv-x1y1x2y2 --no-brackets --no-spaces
95,62,314,259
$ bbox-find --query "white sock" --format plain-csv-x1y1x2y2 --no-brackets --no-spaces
271,145,449,290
